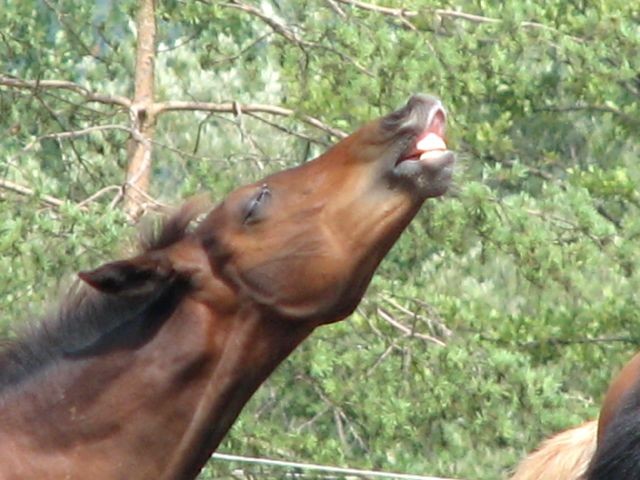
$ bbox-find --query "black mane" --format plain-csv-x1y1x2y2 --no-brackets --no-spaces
0,198,210,392
587,380,640,479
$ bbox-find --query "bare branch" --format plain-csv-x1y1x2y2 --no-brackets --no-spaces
41,0,105,62
222,1,299,44
381,295,453,339
337,0,417,29
336,0,417,18
29,124,137,149
76,185,123,208
0,178,164,215
533,103,639,126
221,1,374,76
154,100,347,138
28,89,103,186
245,112,331,146
207,33,273,67
377,307,446,346
8,125,141,169
324,0,347,18
336,0,583,41
0,178,64,208
547,336,638,346
0,75,131,108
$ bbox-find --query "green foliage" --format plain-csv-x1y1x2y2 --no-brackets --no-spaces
1,1,639,478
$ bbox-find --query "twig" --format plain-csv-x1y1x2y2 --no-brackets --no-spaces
0,75,131,108
208,33,273,67
220,1,374,76
245,112,331,146
304,374,369,453
381,295,453,338
28,87,96,183
335,0,416,29
154,100,347,138
377,307,446,346
76,185,123,208
124,181,169,210
324,0,347,18
0,178,64,208
336,0,417,18
336,0,584,41
0,178,164,214
533,103,638,126
522,336,638,348
41,0,105,62
17,124,137,154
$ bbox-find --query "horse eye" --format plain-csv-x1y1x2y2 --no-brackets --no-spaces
243,184,271,225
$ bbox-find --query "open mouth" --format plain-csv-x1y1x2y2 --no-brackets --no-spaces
396,107,450,167
388,97,455,197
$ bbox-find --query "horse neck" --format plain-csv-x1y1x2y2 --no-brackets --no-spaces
160,300,314,479
0,296,313,480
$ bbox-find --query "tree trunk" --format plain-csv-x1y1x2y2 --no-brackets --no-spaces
124,0,157,219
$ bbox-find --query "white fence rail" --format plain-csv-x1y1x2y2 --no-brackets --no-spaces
212,453,462,480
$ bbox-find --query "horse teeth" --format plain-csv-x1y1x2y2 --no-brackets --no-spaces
416,132,446,151
420,150,447,161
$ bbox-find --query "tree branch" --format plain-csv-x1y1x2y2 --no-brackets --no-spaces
245,112,331,146
376,307,447,346
533,103,639,127
8,125,143,169
220,1,374,76
207,33,273,67
154,100,347,138
0,178,64,208
0,177,165,214
41,0,105,63
324,0,347,19
335,0,584,41
0,75,131,108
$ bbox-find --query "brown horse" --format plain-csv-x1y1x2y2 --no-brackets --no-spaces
510,351,640,480
0,95,454,480
585,351,640,479
509,420,597,480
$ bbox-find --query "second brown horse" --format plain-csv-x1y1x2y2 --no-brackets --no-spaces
510,350,640,480
0,95,454,479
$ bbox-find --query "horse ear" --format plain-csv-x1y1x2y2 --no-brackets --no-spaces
78,253,174,296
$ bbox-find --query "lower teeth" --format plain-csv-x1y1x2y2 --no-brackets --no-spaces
419,150,446,160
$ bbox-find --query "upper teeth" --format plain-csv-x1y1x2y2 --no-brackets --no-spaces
416,132,447,152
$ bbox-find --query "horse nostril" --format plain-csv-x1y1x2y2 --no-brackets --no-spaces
427,108,447,137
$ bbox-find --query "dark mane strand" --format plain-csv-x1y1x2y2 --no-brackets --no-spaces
587,382,640,479
141,195,212,252
0,197,212,393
